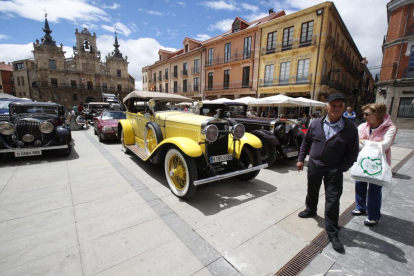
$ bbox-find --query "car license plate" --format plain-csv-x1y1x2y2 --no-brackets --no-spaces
210,154,233,163
15,149,42,157
286,151,298,158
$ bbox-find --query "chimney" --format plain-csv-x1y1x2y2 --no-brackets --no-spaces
269,8,274,14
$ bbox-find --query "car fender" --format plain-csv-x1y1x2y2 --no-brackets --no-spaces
117,119,134,145
152,137,202,158
229,132,262,159
250,129,279,146
55,126,71,144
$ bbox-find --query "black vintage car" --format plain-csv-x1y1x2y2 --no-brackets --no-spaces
0,102,72,159
200,102,304,165
83,102,111,124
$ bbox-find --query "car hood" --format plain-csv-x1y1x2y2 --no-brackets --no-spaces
155,111,226,126
230,117,277,125
100,119,120,126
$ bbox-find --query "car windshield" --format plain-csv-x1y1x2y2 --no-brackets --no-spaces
223,105,246,117
0,100,14,109
101,111,126,120
11,105,58,115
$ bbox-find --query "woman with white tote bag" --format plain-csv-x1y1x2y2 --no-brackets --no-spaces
352,103,397,226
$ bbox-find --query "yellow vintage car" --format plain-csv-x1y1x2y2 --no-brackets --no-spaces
118,91,267,198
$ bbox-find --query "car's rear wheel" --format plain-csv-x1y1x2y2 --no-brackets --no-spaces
236,145,262,181
165,148,197,199
259,137,277,166
99,133,104,142
144,122,162,154
94,126,97,135
120,129,130,154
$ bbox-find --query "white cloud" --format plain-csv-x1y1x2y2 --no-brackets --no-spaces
101,22,132,36
155,31,162,37
167,28,179,39
97,35,176,90
208,19,233,32
200,0,239,11
143,22,148,26
178,2,186,6
241,3,259,12
0,43,74,62
0,34,10,40
147,10,163,16
81,23,98,30
194,34,212,41
102,2,121,9
0,0,109,23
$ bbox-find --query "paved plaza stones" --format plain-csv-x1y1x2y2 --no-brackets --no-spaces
0,127,413,276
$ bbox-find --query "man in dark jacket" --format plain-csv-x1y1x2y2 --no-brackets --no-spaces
296,93,359,252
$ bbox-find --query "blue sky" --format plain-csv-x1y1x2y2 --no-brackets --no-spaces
0,0,388,89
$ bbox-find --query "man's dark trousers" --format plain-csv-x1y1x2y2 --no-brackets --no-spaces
305,166,343,238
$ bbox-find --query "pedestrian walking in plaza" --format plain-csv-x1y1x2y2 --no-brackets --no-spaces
343,106,356,124
300,113,309,127
296,93,359,252
352,103,397,226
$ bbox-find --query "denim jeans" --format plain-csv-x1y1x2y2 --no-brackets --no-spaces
355,181,383,221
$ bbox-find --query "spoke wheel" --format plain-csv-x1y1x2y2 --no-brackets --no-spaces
144,122,163,155
236,146,262,181
259,138,277,166
120,129,130,154
165,148,197,199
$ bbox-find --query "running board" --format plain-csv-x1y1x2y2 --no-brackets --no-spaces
194,163,268,186
126,145,149,160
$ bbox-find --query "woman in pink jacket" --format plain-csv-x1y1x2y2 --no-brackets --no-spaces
352,103,397,226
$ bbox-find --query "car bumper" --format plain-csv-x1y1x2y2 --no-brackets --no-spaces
0,145,68,153
193,163,268,186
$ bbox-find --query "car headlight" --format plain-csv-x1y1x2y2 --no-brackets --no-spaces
39,122,54,134
274,124,286,138
232,124,245,139
102,126,113,131
0,122,16,135
290,124,298,136
204,125,218,142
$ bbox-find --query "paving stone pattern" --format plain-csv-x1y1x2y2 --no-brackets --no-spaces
0,127,412,276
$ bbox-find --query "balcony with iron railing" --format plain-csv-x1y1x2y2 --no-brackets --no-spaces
163,74,168,80
180,70,188,77
32,81,133,93
191,67,200,75
403,67,414,78
157,76,162,82
320,75,350,94
205,80,253,91
171,71,178,78
205,50,252,67
259,74,312,87
261,35,317,55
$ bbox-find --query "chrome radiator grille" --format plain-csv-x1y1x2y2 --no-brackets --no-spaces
0,115,9,121
16,121,42,141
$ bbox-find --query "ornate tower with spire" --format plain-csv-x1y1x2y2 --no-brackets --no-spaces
28,16,134,107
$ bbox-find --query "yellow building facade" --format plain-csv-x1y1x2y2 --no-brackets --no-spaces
258,2,364,112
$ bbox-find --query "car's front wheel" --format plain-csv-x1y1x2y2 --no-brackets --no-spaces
165,148,197,199
120,129,130,154
144,122,163,154
259,137,277,166
236,145,262,181
59,140,72,157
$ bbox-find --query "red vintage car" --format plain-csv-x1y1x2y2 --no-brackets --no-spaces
93,110,126,142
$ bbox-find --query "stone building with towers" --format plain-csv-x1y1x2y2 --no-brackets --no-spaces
12,15,135,108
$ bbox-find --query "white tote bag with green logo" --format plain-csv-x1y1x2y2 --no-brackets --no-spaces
350,141,393,189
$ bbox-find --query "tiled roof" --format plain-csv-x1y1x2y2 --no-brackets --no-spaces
0,63,12,72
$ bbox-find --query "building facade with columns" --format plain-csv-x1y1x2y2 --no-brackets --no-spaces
258,2,374,115
12,16,135,108
376,0,414,129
